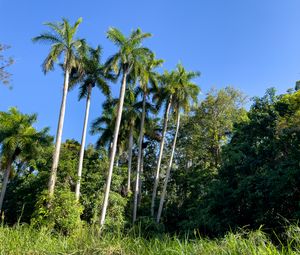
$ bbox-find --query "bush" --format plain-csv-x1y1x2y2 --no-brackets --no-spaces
93,191,128,233
31,187,83,235
130,216,165,239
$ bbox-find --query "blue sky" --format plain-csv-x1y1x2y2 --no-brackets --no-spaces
1,0,300,144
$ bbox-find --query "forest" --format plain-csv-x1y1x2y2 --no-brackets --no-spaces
1,17,300,254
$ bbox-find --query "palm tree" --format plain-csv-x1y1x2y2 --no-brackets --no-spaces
100,27,152,227
95,87,155,195
32,17,86,197
0,108,51,212
133,55,163,223
90,100,116,151
121,86,141,193
150,71,175,217
91,97,129,160
138,116,161,206
156,64,200,223
70,46,115,201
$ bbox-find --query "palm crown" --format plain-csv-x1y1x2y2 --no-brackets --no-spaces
70,45,116,100
105,27,152,76
171,63,200,113
32,17,86,74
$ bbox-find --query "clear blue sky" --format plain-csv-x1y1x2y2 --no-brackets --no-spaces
1,0,300,144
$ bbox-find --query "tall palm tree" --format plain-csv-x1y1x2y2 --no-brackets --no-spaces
133,55,163,223
70,46,115,201
0,108,51,211
138,116,161,206
121,86,141,193
100,27,152,227
32,17,86,197
156,64,200,223
150,71,175,217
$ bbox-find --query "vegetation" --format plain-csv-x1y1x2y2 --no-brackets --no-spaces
32,17,86,197
1,225,300,254
1,17,300,253
0,44,14,87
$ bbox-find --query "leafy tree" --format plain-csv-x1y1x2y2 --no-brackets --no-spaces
33,17,86,197
0,44,14,87
0,108,51,212
190,88,300,235
165,87,246,233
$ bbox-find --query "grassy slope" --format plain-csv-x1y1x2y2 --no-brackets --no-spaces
0,225,299,255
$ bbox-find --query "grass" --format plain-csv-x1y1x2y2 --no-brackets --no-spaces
0,225,300,254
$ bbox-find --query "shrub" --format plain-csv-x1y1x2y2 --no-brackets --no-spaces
31,187,83,235
93,191,128,233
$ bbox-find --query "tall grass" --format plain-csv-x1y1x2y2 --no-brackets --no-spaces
0,224,300,254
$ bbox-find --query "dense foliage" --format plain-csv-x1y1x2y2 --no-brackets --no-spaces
2,86,300,238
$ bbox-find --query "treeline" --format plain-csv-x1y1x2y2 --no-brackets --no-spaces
1,17,300,237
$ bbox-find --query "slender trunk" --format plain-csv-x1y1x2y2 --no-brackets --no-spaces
133,93,146,223
115,155,119,167
100,72,127,227
108,141,113,158
127,123,134,193
156,112,180,223
48,68,70,196
75,85,92,201
151,98,172,216
0,161,12,212
138,147,144,207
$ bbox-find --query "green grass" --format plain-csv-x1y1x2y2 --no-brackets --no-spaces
0,225,300,254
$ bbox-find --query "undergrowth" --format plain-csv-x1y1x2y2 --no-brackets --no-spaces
1,224,300,254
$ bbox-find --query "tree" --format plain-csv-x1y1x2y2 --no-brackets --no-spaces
150,71,174,217
156,64,200,223
99,27,152,227
32,17,86,197
179,87,247,169
0,108,51,212
163,87,246,233
91,88,141,192
0,44,14,87
91,97,130,162
118,86,143,193
70,45,115,201
138,116,161,207
133,55,163,223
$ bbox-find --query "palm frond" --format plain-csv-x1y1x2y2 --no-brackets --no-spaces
107,27,126,47
42,43,64,74
32,33,63,45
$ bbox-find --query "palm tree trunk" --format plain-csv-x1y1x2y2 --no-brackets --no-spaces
0,161,12,212
138,146,144,207
151,98,172,216
75,84,92,201
133,93,146,223
48,68,70,197
127,123,134,193
100,72,127,227
156,112,180,223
